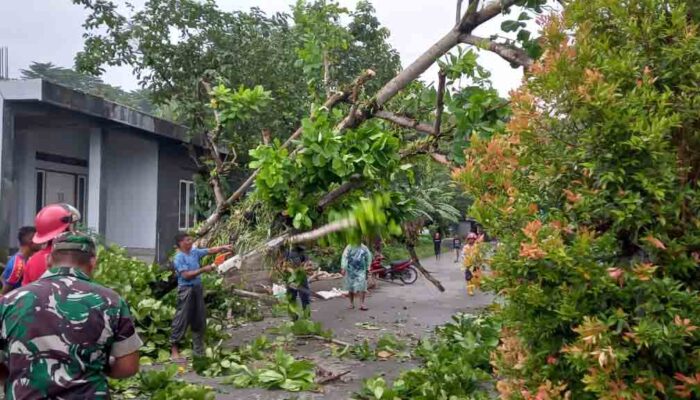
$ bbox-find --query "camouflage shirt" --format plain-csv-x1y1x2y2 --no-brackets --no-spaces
0,266,142,400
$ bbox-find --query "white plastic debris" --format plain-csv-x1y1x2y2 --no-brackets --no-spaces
316,287,347,300
217,254,242,274
272,284,287,299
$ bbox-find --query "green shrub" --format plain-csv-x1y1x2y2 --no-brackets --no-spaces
356,313,500,399
454,0,700,397
94,247,262,364
111,365,215,400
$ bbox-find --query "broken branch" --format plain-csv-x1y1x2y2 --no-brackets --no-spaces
231,288,277,303
430,152,451,165
376,0,517,108
196,70,376,238
318,174,365,211
406,244,445,292
375,110,436,135
297,335,351,348
460,34,534,68
317,370,351,385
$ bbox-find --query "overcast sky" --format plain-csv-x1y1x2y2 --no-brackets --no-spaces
0,0,528,96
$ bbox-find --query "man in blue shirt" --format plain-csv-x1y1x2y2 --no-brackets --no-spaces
2,226,41,294
170,233,231,361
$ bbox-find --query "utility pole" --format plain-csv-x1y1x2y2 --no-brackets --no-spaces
0,47,8,80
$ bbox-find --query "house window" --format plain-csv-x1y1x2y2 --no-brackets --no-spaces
179,180,197,230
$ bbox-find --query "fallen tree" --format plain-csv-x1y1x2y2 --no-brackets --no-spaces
74,0,547,291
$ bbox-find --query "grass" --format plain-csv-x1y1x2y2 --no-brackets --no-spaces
382,234,452,261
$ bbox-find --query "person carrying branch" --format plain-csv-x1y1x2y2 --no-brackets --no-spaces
283,244,314,318
462,232,485,296
170,233,232,362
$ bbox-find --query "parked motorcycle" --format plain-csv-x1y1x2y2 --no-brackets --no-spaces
368,256,418,284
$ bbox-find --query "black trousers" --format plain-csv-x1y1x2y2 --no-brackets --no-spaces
287,277,311,310
170,285,206,356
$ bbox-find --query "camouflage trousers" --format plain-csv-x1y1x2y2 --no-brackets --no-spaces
170,285,206,356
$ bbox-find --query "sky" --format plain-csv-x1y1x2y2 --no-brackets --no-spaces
0,0,529,96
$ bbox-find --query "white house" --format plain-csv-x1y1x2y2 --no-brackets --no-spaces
0,79,203,263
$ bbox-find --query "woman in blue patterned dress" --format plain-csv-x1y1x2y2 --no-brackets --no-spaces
341,243,372,311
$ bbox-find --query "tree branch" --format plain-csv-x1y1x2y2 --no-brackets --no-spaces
459,0,514,32
196,70,376,238
375,110,436,135
318,174,365,211
201,1,516,239
281,70,376,149
217,217,357,274
376,0,517,108
186,143,202,169
406,244,445,292
460,34,534,68
430,152,451,165
456,0,465,25
433,71,447,138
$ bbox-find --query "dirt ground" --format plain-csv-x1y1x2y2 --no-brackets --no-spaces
184,253,494,399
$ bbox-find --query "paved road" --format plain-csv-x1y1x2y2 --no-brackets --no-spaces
187,253,493,399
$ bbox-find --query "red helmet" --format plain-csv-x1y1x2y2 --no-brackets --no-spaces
34,203,81,244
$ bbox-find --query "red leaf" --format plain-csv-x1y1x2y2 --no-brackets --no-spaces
644,235,666,250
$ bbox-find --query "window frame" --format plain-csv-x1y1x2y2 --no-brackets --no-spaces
178,180,197,230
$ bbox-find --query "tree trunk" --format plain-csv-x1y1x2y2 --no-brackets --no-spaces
406,243,445,292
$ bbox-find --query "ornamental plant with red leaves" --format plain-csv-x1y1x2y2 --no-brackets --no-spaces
453,0,700,398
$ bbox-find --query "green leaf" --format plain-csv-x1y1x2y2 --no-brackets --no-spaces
257,370,285,384
501,20,522,32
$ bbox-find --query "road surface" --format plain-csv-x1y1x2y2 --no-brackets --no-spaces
187,252,493,399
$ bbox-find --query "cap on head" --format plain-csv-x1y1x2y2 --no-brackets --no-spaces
467,232,478,240
34,203,81,244
51,231,96,255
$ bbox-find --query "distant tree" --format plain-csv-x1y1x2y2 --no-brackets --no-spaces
20,61,154,113
72,0,403,236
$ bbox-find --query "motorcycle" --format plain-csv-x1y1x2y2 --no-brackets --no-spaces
368,256,419,284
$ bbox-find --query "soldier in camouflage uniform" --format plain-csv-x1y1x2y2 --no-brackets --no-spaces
0,232,142,399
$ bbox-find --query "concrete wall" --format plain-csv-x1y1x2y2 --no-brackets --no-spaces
104,129,159,250
12,126,91,239
156,141,198,263
0,101,13,256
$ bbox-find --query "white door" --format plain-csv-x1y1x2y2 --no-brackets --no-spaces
44,171,76,205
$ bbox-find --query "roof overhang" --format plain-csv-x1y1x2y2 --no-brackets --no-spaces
0,79,191,143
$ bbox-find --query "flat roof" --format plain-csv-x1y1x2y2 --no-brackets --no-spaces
0,79,190,143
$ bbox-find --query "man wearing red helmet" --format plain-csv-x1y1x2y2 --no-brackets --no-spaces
22,204,81,286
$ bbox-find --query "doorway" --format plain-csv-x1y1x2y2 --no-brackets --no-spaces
36,169,87,217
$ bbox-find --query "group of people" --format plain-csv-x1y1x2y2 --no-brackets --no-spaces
0,202,235,397
282,242,374,313
433,229,486,296
0,203,142,398
0,199,485,397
